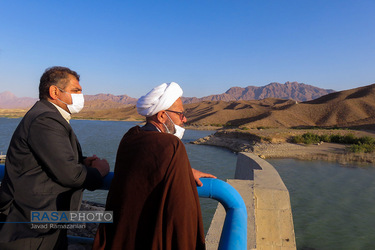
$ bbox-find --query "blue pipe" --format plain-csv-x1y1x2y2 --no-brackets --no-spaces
100,171,114,190
68,235,96,245
0,164,247,249
198,178,247,250
0,164,4,180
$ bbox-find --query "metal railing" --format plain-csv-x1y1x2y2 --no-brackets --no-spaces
198,178,247,250
0,164,247,249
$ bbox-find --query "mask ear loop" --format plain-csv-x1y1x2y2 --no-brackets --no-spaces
163,112,175,134
163,123,170,134
56,87,71,106
57,98,70,106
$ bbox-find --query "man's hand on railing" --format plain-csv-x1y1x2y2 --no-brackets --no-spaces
192,168,217,187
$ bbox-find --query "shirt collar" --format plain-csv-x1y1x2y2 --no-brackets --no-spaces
49,102,71,123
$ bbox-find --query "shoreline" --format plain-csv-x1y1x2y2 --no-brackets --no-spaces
2,115,374,164
191,130,375,165
0,115,222,130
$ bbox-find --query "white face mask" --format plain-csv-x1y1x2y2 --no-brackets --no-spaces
164,112,185,139
58,88,85,114
173,124,185,140
67,93,85,114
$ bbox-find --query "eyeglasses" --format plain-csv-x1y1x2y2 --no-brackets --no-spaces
55,85,82,94
56,86,66,93
165,110,186,120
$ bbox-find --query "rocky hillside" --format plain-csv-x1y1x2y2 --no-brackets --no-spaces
185,84,375,130
182,82,334,103
84,94,137,109
0,91,37,108
1,82,333,109
3,83,374,131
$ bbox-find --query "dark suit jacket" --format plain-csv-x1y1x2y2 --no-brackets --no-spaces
0,100,103,243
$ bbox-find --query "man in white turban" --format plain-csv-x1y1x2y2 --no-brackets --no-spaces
137,82,183,117
94,82,215,250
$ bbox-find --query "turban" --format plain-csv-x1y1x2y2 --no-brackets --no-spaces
136,82,183,117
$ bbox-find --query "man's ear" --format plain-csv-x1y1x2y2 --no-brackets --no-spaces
156,111,167,123
49,85,59,100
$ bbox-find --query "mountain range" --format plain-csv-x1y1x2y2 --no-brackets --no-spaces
77,83,375,130
0,91,39,109
184,83,375,129
182,81,334,103
0,82,333,109
1,82,375,130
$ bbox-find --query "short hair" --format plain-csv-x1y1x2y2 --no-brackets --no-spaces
39,66,80,100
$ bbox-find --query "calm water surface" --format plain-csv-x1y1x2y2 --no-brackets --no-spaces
1,117,375,247
0,118,237,233
269,159,375,250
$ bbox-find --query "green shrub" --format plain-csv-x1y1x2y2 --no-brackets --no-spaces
291,135,304,144
302,133,321,144
349,143,375,153
342,133,357,144
320,134,331,142
359,136,375,145
291,132,375,153
329,134,342,143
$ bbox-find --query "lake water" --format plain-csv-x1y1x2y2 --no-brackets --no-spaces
268,159,375,250
1,118,375,249
0,118,237,234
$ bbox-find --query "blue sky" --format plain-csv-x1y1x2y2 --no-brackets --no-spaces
0,0,374,99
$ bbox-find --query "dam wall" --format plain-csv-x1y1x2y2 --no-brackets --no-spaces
205,152,296,249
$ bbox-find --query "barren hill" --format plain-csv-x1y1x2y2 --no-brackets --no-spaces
73,94,141,120
2,84,374,130
85,94,137,105
84,94,137,109
185,99,297,127
182,81,334,103
0,91,37,108
0,82,332,109
74,105,143,121
185,84,375,129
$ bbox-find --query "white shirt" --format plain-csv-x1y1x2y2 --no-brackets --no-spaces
50,102,71,124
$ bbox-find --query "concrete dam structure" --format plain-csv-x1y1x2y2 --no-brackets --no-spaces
205,152,296,250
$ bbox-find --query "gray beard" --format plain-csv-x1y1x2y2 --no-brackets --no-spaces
164,117,176,134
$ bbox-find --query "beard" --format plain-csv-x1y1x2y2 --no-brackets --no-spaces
164,116,176,134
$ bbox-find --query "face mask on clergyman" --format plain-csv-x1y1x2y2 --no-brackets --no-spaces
164,112,185,139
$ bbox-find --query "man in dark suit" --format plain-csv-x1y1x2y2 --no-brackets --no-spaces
0,66,110,249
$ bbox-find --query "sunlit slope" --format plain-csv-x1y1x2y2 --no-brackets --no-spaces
185,84,375,128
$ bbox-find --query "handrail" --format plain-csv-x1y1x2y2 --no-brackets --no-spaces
198,178,247,250
100,171,114,190
0,164,247,249
0,164,4,180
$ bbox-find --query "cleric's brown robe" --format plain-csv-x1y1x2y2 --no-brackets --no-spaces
93,126,205,250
